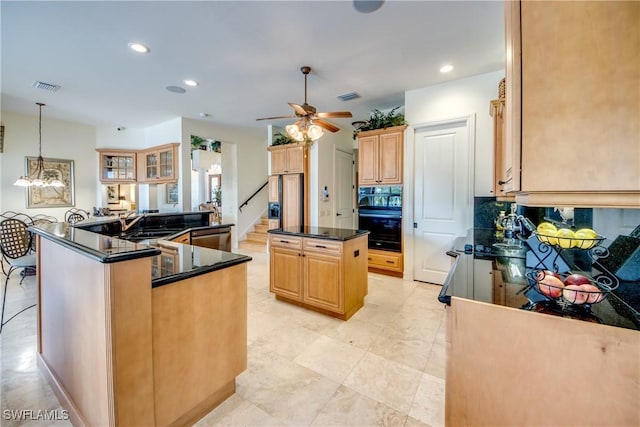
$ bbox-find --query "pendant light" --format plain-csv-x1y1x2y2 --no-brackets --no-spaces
14,103,65,188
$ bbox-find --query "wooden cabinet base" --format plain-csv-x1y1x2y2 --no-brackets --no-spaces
275,294,364,321
446,297,639,426
367,249,403,277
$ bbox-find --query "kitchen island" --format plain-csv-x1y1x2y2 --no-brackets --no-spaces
440,232,640,426
268,227,369,320
30,222,251,427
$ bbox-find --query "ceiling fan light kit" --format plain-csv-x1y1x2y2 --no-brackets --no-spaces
257,66,352,145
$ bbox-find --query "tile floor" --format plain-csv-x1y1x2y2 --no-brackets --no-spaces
1,246,446,426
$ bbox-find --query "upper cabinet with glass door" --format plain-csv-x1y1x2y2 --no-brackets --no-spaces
97,149,137,183
138,143,179,183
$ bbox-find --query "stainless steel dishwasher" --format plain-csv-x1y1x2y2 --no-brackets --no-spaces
190,226,232,251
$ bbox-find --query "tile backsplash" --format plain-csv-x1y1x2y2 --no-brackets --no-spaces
473,197,593,230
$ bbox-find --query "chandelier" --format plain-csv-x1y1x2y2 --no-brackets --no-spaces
14,103,64,188
285,117,324,145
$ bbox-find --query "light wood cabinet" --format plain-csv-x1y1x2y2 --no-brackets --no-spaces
138,143,179,183
505,0,640,207
269,235,304,301
170,231,190,245
268,175,279,203
367,248,403,277
490,99,515,200
357,126,406,185
303,238,343,313
268,143,306,175
446,297,639,426
282,174,302,228
269,232,368,320
97,150,137,183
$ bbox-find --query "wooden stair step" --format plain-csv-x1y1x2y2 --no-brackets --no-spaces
246,232,268,243
260,217,269,225
253,224,269,233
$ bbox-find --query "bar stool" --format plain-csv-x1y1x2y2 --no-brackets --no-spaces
0,218,37,334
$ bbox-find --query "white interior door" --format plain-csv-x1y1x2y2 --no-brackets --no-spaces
335,149,355,229
414,118,473,284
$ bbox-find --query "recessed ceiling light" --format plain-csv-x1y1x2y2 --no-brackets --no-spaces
353,0,384,13
184,80,199,87
440,64,454,73
128,42,150,53
166,86,186,94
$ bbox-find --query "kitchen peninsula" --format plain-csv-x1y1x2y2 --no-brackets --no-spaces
268,227,369,320
30,222,251,427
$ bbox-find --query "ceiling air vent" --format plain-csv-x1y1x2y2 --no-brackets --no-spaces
337,91,360,102
32,81,61,92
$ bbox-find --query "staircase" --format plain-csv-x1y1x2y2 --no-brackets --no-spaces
239,217,269,250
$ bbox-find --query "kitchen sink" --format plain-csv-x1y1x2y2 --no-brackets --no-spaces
119,228,183,241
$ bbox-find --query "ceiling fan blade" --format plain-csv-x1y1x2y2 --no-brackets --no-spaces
316,111,353,119
256,115,296,121
288,103,309,116
314,119,340,133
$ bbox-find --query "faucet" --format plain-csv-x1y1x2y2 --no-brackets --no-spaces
119,212,144,232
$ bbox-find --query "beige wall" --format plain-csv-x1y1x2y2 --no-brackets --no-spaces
0,110,97,219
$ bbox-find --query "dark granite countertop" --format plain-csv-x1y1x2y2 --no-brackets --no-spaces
268,227,369,241
441,228,640,331
30,222,161,263
149,240,251,288
30,222,251,287
73,213,234,246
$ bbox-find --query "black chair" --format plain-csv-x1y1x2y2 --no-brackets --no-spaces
0,211,33,274
64,208,89,224
0,218,37,334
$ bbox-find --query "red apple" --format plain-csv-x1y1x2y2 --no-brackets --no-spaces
563,284,588,304
564,273,591,287
536,271,564,298
580,284,603,304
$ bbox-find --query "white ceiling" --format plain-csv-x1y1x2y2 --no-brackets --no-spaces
1,1,505,139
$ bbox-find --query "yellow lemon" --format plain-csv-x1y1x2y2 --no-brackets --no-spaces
574,228,598,249
556,228,575,249
536,222,558,245
537,222,557,234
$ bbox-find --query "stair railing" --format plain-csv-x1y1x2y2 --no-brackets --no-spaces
239,180,268,212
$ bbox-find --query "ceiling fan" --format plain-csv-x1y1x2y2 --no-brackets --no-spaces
256,66,352,137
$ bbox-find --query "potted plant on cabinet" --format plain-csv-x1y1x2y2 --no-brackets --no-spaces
352,106,407,139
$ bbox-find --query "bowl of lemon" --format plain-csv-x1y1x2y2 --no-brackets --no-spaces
534,222,605,249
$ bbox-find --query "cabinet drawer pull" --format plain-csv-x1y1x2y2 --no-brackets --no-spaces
315,245,326,248
386,260,394,264
368,257,372,261
280,240,290,243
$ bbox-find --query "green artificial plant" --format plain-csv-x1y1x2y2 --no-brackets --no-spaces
271,132,297,146
353,106,407,139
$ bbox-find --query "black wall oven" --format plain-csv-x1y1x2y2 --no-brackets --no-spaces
358,186,403,252
358,209,402,252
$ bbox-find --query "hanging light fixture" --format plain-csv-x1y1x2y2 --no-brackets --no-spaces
14,103,64,188
286,118,324,145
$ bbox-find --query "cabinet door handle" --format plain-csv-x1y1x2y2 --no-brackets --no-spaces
280,239,290,243
367,257,372,261
498,177,513,186
315,245,326,248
